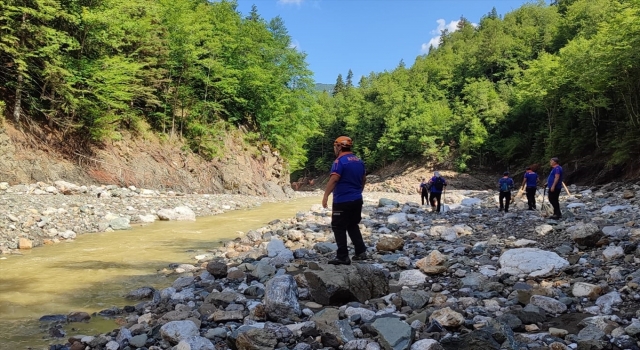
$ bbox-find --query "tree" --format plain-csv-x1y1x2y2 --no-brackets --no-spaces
345,69,354,89
332,74,345,96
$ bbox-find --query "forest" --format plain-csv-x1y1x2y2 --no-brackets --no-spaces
1,0,639,177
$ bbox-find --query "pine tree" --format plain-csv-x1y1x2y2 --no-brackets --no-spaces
346,69,354,89
333,74,345,96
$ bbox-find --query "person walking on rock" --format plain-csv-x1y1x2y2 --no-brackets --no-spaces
498,171,514,213
418,177,429,206
546,157,564,219
322,136,368,265
427,172,447,213
521,166,539,210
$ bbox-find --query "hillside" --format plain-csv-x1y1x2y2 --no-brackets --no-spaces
0,123,293,198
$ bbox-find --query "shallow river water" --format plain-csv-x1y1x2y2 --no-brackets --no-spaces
0,196,320,350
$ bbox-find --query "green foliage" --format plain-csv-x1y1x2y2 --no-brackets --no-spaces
0,0,318,170
305,0,640,174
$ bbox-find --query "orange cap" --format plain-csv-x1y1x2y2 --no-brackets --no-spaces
333,136,353,147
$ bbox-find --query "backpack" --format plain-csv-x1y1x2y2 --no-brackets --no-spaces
433,177,445,191
500,179,510,192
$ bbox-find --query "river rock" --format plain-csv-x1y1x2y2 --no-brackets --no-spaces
157,206,196,221
498,248,569,277
176,335,215,350
235,328,278,350
129,334,148,348
530,295,567,314
377,236,405,252
397,270,427,286
264,274,301,321
429,307,465,327
18,238,32,249
206,261,227,278
304,264,389,305
568,223,603,247
572,282,601,300
371,317,412,350
379,198,399,207
602,245,624,261
67,312,91,322
411,339,444,350
415,250,447,275
126,286,155,300
160,320,199,345
400,290,430,309
108,217,131,230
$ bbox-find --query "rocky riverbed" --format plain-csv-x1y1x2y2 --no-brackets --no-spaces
20,180,640,350
0,180,314,253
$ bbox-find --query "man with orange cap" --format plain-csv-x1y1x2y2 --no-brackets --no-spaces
322,136,368,265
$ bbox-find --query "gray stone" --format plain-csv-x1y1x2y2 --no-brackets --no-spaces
264,274,301,321
379,198,400,207
410,339,443,350
129,334,147,348
205,327,228,339
304,264,389,305
567,223,603,247
530,295,567,314
371,317,413,350
498,248,569,277
577,325,606,341
126,287,155,300
160,320,199,345
235,328,277,350
206,261,227,278
314,242,338,254
176,335,214,350
400,290,430,310
109,217,131,230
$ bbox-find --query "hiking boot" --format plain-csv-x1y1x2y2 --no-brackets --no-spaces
352,252,368,261
550,215,562,220
328,256,351,265
499,208,504,212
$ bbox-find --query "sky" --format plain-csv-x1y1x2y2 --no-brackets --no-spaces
235,0,549,84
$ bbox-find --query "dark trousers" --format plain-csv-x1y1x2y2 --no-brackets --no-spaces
421,190,428,205
429,192,442,212
499,191,511,212
548,189,561,217
526,186,537,209
331,199,366,259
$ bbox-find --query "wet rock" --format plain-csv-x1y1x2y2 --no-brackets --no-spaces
126,286,156,300
39,315,67,322
206,261,227,278
67,312,90,322
264,274,301,321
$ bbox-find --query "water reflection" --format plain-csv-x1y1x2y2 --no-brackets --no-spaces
0,196,320,349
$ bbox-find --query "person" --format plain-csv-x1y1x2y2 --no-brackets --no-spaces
427,172,447,213
498,172,514,212
322,136,368,265
417,177,429,206
546,157,563,219
521,166,539,210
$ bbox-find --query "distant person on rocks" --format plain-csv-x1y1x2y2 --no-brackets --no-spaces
498,171,514,213
427,172,447,213
546,157,564,220
418,177,429,206
521,166,539,210
322,136,368,265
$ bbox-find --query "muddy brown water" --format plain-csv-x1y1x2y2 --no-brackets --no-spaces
0,196,320,350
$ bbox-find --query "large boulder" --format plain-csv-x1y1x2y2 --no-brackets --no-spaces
567,223,603,247
304,264,389,305
264,275,301,321
498,248,569,277
157,206,196,221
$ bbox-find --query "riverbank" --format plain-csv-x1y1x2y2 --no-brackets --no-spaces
0,180,315,253
37,180,640,350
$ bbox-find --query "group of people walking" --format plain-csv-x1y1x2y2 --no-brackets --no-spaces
496,157,564,220
321,134,565,265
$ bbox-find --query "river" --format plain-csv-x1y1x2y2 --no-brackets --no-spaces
0,196,320,350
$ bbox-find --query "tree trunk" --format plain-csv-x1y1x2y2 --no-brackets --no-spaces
13,73,23,124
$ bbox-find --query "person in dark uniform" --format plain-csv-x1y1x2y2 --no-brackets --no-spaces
322,136,368,265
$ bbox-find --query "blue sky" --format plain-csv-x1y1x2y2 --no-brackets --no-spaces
235,0,548,84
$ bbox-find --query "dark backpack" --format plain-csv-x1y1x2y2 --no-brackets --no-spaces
433,177,445,191
500,179,510,192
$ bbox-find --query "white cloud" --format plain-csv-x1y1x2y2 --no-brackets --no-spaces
278,0,303,5
289,39,301,50
420,19,460,53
